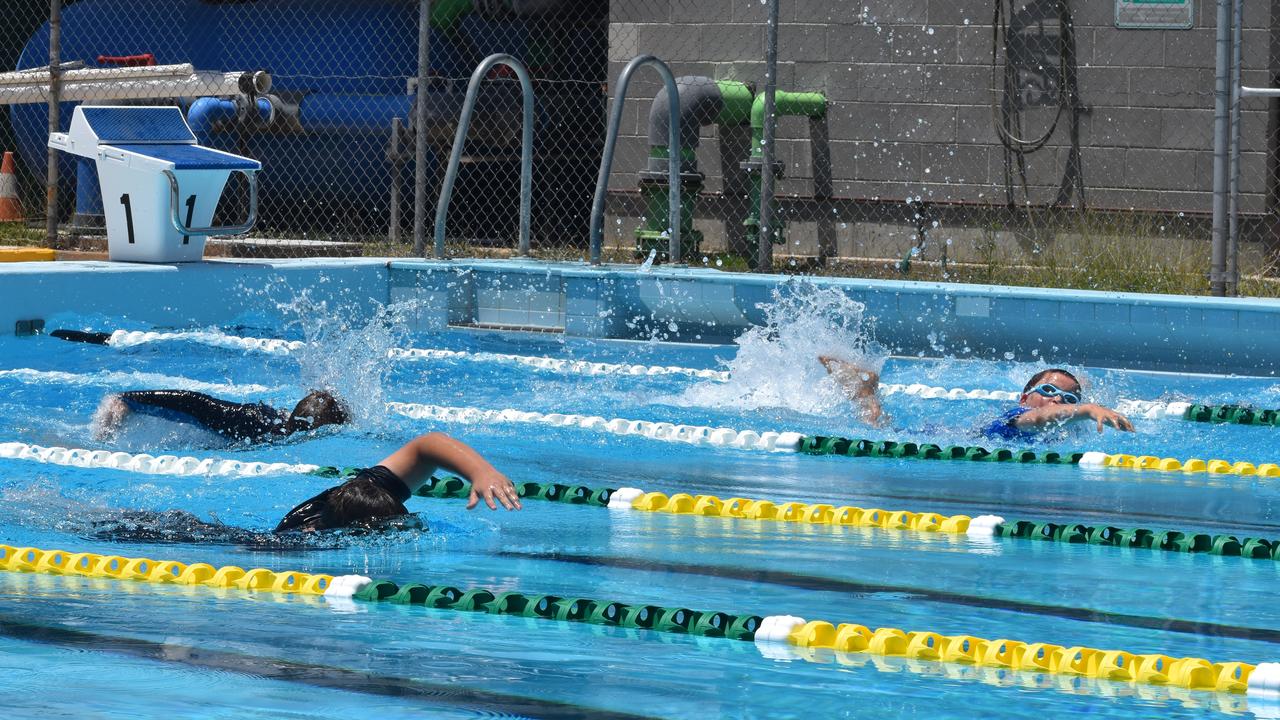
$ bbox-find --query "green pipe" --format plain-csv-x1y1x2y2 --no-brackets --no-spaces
431,0,473,29
715,80,755,126
744,90,827,249
750,90,827,157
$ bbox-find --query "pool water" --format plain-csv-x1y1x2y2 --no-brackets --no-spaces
2,298,1280,719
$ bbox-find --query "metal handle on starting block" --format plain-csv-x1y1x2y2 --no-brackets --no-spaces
163,168,259,237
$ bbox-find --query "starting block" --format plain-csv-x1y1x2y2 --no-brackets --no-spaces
49,106,260,262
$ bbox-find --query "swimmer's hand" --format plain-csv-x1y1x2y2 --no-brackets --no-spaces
1083,404,1135,433
467,468,522,511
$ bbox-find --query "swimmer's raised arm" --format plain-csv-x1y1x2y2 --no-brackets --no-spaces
819,355,886,426
1012,403,1134,433
376,432,521,511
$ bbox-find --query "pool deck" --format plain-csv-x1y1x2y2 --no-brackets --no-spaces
3,256,1279,375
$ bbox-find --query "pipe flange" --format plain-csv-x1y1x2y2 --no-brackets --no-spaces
739,158,785,178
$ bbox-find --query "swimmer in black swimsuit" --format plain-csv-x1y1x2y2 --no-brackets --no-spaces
92,389,349,444
87,432,521,545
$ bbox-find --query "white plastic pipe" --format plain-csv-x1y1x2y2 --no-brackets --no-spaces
0,66,269,105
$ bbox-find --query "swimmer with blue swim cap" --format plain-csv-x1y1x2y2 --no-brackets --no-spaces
92,388,349,444
819,356,1134,438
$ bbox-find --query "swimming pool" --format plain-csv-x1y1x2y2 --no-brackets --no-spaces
3,283,1280,719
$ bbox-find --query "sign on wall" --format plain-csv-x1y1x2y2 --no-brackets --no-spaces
1116,0,1194,29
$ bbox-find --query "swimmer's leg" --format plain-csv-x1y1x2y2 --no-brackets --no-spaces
819,355,885,426
91,394,131,441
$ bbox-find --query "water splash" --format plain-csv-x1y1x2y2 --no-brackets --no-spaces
677,281,885,415
276,292,420,432
637,248,657,273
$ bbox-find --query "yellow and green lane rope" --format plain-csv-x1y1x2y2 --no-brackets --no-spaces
1,542,1276,697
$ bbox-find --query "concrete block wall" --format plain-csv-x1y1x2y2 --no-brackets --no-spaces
603,0,1276,256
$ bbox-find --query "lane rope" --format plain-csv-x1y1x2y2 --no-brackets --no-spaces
386,402,1278,475
100,330,730,380
1078,451,1280,477
72,330,1280,421
0,544,332,594
388,346,729,380
7,448,1277,567
0,543,1267,696
801,436,1280,477
385,401,804,452
0,441,319,478
0,367,275,397
410,475,1280,563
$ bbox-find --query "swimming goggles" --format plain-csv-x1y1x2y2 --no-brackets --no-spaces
1030,383,1081,405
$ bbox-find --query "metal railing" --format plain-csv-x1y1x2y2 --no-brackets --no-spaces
588,55,681,266
432,52,534,259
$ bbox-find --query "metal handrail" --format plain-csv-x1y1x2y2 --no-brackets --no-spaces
163,168,258,238
433,53,535,259
588,55,681,266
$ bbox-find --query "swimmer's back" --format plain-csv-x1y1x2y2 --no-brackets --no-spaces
119,389,289,443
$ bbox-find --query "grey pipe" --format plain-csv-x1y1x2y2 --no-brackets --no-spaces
412,0,432,256
757,0,780,272
45,0,61,246
647,76,723,159
389,116,402,245
588,55,681,266
1210,0,1232,296
1227,0,1243,295
434,53,535,259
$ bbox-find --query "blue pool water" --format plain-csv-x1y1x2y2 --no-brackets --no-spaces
2,293,1280,718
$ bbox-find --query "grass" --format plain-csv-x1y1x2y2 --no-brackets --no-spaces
799,212,1280,298
0,222,46,246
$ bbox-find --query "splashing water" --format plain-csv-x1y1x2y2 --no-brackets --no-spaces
637,248,657,273
677,281,885,415
277,292,420,431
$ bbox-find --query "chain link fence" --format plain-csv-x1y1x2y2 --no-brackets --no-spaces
1,0,1278,294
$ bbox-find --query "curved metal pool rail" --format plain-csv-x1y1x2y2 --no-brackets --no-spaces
433,53,534,259
162,168,258,238
589,55,681,266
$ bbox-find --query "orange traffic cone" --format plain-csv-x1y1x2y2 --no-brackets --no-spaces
0,152,24,222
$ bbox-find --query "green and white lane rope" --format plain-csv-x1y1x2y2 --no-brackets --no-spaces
386,400,1280,476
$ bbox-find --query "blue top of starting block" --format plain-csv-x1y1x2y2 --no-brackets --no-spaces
81,107,196,144
111,143,261,170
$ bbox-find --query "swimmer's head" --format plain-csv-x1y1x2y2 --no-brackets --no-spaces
1020,368,1083,408
286,390,349,434
276,474,407,533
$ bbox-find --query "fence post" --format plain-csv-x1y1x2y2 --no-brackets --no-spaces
45,0,62,247
1210,0,1233,296
756,0,779,272
1226,0,1243,295
413,0,432,257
